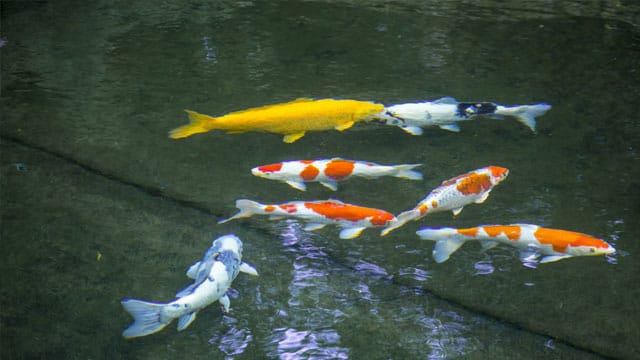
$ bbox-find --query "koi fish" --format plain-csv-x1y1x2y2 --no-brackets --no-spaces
169,98,385,143
251,158,422,191
381,166,509,236
219,199,396,239
120,235,258,338
379,97,551,135
416,224,616,264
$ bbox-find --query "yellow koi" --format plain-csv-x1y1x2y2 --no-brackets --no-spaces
169,98,385,143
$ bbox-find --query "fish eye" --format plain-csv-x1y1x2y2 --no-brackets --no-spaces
590,248,595,253
214,252,221,260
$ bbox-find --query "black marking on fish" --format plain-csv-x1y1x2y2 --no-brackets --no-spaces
457,102,497,118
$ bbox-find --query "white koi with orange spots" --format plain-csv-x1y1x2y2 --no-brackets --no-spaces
417,224,616,264
219,199,396,239
381,166,509,236
251,158,422,191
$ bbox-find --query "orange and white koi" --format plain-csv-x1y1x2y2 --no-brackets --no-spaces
251,158,422,191
416,224,616,264
381,166,509,236
169,98,385,143
219,199,396,239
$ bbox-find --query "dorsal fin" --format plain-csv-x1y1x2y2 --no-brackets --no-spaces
433,97,458,105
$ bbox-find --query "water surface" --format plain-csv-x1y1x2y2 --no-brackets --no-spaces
1,1,639,359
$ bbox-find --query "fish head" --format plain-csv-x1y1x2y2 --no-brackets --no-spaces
568,236,616,257
209,235,245,279
486,166,509,185
211,234,243,259
251,163,284,179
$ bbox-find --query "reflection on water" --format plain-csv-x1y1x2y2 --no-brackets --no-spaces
208,315,253,358
267,220,494,358
2,0,638,358
271,327,348,360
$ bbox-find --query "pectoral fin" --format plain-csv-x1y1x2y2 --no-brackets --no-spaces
400,126,424,136
452,207,464,216
240,262,259,276
177,312,197,331
519,250,540,262
335,121,355,131
304,222,327,231
286,180,307,191
439,123,461,132
480,240,499,251
339,227,366,239
433,238,466,263
220,294,231,313
283,132,306,143
320,181,338,191
539,255,572,263
185,261,201,279
475,192,490,204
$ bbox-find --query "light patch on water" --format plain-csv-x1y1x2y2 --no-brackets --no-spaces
271,327,349,360
208,315,254,358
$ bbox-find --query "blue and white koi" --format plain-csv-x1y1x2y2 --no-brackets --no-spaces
381,166,509,236
380,97,551,135
416,224,616,264
120,235,258,338
251,158,422,191
219,199,396,239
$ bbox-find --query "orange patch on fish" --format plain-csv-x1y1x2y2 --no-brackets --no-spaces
300,160,314,164
258,163,283,173
455,173,492,195
441,173,467,187
457,227,479,237
300,164,320,180
431,200,438,209
264,205,276,212
483,225,521,241
487,166,509,179
324,159,355,180
534,227,608,253
279,204,298,213
418,204,429,215
304,201,394,225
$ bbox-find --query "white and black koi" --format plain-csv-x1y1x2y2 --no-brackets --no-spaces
120,235,258,338
379,97,551,135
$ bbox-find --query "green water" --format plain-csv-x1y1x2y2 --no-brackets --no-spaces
2,1,639,359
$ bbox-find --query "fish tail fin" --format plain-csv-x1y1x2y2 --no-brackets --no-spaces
218,199,263,224
121,299,170,338
495,104,552,132
380,209,419,236
393,164,423,180
169,110,217,139
416,227,466,263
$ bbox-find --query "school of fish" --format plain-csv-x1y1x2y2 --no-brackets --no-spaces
120,95,618,339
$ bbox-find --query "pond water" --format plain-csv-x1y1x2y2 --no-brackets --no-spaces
1,1,639,359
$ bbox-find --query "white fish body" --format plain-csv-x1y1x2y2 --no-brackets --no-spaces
416,224,616,264
121,235,258,339
381,166,509,236
251,158,422,191
381,97,551,135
